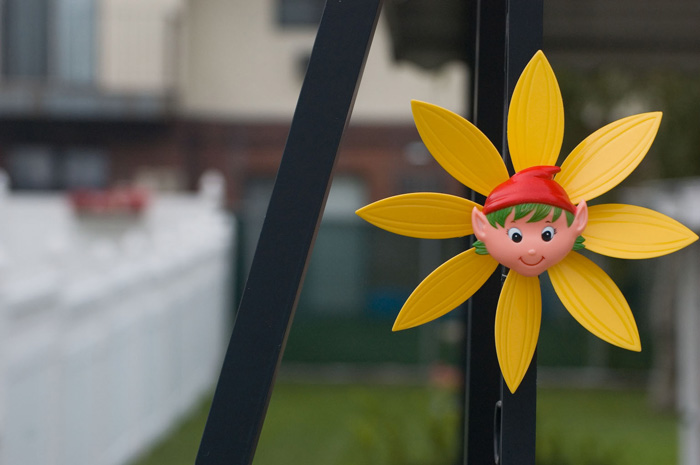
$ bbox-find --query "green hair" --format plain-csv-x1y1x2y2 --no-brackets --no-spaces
474,203,584,255
486,203,573,228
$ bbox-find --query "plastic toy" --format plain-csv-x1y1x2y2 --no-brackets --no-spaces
356,50,698,393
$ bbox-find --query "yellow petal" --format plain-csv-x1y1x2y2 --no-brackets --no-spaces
507,50,564,172
411,100,509,197
585,203,699,259
393,249,498,331
495,272,541,393
556,112,662,204
356,193,482,239
548,253,641,351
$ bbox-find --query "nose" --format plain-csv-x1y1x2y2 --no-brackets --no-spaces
528,249,536,255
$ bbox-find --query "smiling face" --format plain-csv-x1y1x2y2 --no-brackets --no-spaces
472,202,588,277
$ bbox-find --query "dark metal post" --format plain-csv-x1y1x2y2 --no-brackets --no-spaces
465,0,542,464
498,2,543,463
194,1,382,464
463,1,507,463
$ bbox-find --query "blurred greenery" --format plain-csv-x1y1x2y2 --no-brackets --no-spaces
283,317,423,364
538,388,677,465
556,67,700,181
283,316,463,365
131,383,676,465
284,302,655,372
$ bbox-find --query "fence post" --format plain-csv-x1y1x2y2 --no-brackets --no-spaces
463,0,506,462
194,1,382,464
465,1,542,464
498,3,543,464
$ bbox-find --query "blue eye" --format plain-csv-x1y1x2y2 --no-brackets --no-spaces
507,228,523,243
541,226,555,242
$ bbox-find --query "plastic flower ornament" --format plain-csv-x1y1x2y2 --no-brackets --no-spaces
356,51,698,393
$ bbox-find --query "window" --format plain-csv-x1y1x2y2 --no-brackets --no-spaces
55,0,96,84
298,177,369,315
1,0,49,79
7,145,108,190
277,0,325,27
1,0,96,84
61,148,109,189
7,146,55,190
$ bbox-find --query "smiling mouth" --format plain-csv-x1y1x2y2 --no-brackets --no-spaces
519,257,545,266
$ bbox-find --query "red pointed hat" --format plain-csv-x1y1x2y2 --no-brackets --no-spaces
482,165,575,214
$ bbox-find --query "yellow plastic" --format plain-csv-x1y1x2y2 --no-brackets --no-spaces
354,50,697,393
393,249,498,331
556,112,662,204
411,100,509,197
585,203,699,259
508,50,564,172
356,193,482,239
495,272,541,393
549,253,641,351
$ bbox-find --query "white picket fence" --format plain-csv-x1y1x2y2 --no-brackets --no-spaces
0,171,234,465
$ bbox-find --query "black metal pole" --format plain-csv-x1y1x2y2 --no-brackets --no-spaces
465,0,542,464
463,1,507,463
498,2,543,463
194,1,382,464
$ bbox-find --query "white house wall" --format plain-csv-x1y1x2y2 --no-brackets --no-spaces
98,0,184,94
179,0,468,122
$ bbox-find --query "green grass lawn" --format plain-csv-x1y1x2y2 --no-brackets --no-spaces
537,388,677,465
132,382,677,465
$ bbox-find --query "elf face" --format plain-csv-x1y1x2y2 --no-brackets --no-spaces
472,201,588,277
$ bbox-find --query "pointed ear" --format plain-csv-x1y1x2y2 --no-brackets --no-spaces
472,207,490,240
572,200,588,235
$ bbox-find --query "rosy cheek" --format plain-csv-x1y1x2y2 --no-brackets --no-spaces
539,236,576,264
482,236,522,266
543,244,566,261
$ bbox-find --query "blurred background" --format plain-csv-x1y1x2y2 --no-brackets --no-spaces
1,0,700,464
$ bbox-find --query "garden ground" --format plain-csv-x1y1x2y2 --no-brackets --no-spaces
132,380,677,465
